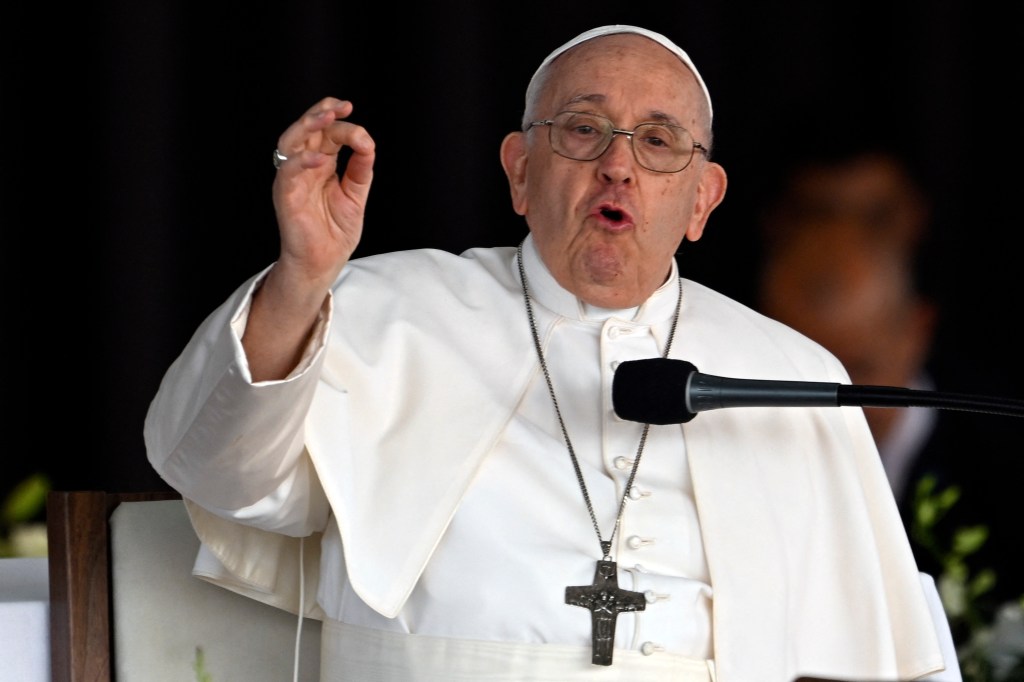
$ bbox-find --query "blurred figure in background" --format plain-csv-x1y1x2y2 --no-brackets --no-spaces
755,144,1023,660
757,149,937,501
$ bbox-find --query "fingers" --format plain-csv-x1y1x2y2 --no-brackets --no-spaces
269,99,376,260
277,98,351,154
275,98,374,172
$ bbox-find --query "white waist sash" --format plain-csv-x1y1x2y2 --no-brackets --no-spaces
320,619,716,682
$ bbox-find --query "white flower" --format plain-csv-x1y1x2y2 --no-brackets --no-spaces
10,522,49,558
987,601,1024,680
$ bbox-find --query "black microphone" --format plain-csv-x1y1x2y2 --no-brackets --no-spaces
612,358,1024,425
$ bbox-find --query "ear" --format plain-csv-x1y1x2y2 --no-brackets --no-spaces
683,161,728,242
500,131,529,216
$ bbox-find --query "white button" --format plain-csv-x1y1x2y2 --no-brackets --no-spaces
628,487,651,500
613,456,633,470
627,535,653,549
640,641,664,656
644,589,670,603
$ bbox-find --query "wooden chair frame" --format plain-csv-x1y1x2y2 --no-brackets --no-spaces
47,490,180,682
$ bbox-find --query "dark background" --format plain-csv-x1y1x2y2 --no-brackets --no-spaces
3,1,1022,496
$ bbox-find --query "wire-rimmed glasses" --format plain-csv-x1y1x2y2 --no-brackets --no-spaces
527,111,708,173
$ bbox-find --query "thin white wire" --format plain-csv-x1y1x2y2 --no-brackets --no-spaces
293,536,305,682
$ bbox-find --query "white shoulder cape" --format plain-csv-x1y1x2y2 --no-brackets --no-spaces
149,244,945,681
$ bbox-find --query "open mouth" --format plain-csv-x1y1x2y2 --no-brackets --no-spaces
600,207,625,223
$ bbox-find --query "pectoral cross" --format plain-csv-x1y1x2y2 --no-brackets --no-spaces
565,559,646,666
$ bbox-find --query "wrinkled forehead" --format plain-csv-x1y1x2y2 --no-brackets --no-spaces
526,25,713,121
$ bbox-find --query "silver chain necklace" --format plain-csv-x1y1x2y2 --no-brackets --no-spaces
516,240,683,666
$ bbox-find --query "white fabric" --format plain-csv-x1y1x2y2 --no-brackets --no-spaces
526,25,714,121
110,500,322,681
0,558,49,682
308,238,712,658
918,573,963,682
320,619,716,682
146,235,950,681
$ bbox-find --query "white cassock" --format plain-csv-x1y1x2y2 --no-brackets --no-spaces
145,234,956,682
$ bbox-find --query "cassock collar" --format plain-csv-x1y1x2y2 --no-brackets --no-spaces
517,233,681,324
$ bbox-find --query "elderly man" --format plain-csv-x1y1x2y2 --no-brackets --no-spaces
145,25,957,681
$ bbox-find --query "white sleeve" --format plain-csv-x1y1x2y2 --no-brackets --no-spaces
144,266,331,532
916,572,963,681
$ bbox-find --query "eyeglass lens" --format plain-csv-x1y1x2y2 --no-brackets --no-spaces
549,112,695,172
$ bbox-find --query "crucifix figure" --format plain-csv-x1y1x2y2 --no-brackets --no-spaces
565,559,647,665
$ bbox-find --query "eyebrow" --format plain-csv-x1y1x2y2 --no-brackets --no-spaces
561,94,680,125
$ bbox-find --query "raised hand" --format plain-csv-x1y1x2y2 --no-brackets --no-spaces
271,97,376,290
244,98,376,381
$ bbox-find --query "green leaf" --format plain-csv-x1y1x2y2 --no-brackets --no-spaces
916,500,936,529
935,485,961,512
952,525,989,556
2,474,51,525
967,569,996,600
915,474,937,498
193,646,213,682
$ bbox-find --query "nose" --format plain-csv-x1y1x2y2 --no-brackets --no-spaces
596,133,635,184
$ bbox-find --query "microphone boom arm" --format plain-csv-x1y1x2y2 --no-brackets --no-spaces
612,358,1024,425
836,384,1024,418
688,372,1024,419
